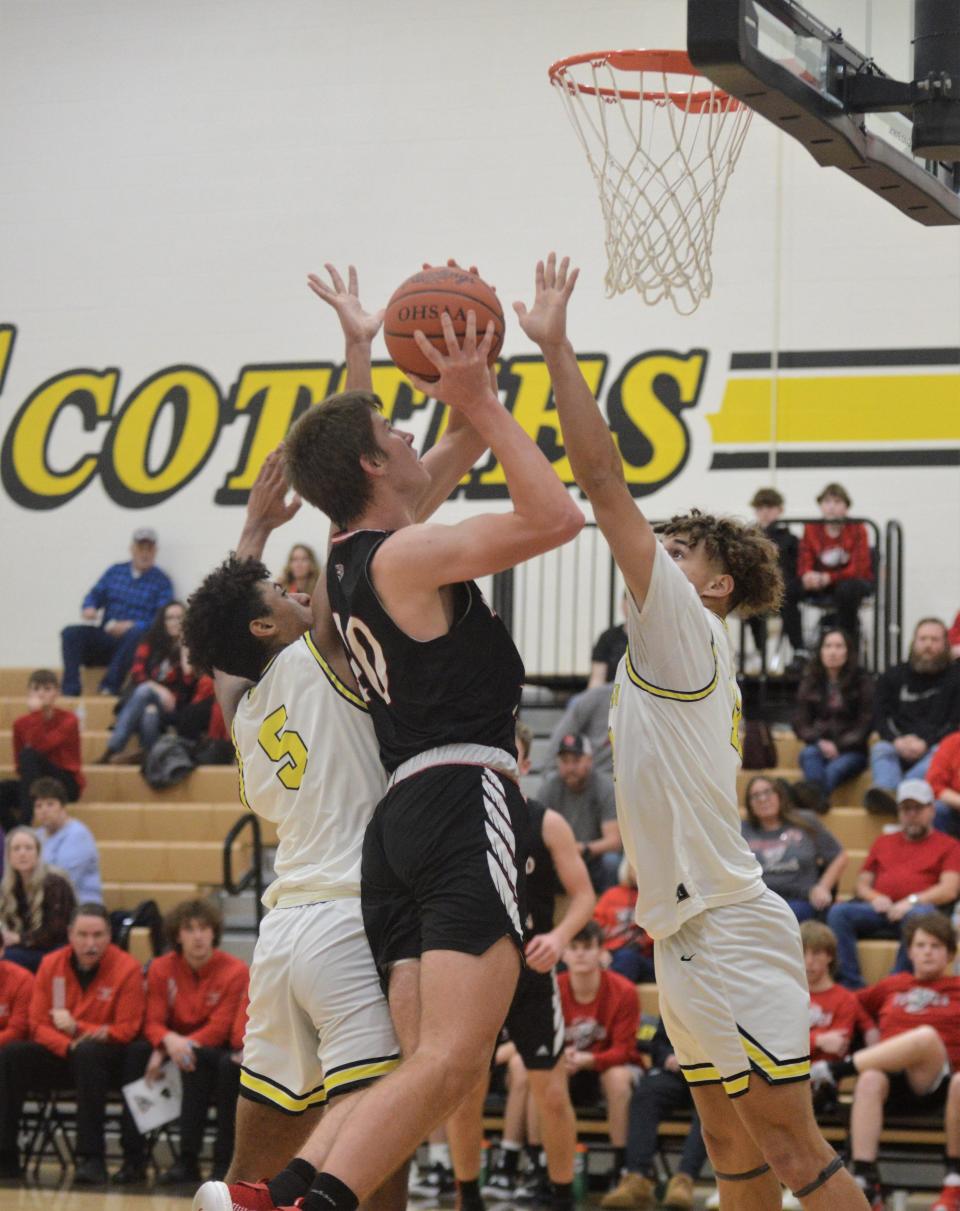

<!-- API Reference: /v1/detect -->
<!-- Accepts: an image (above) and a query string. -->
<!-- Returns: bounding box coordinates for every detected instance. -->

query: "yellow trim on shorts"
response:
[323,1055,401,1098]
[625,644,718,701]
[303,632,367,710]
[679,1062,722,1086]
[239,1069,327,1113]
[739,1028,811,1084]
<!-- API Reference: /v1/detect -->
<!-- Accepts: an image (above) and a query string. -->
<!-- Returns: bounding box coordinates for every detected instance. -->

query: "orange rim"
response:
[548,48,742,111]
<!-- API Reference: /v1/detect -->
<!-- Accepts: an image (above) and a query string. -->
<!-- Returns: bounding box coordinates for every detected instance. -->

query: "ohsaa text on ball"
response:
[396,304,471,323]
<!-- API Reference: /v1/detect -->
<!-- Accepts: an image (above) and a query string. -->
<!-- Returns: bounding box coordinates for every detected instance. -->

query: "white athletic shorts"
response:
[240,898,400,1114]
[655,886,811,1099]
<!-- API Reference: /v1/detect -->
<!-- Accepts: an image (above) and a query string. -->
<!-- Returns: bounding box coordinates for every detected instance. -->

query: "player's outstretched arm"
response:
[517,253,658,607]
[377,312,583,589]
[525,809,597,973]
[307,263,384,393]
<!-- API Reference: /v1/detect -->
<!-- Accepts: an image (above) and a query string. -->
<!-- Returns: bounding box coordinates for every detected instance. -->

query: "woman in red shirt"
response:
[96,601,196,765]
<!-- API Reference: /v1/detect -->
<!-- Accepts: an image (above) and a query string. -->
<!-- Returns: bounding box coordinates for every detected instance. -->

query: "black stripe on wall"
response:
[729,348,960,371]
[711,449,960,470]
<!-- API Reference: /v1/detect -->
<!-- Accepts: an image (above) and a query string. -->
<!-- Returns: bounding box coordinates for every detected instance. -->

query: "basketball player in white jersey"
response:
[520,254,869,1210]
[187,265,490,1211]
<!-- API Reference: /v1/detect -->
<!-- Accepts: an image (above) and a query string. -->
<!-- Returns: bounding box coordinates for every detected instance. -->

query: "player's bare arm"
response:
[525,809,596,973]
[372,308,583,636]
[518,252,658,607]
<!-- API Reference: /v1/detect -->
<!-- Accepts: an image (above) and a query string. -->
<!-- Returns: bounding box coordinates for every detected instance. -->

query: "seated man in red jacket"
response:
[0,937,33,1050]
[559,922,640,1184]
[125,899,248,1186]
[797,482,874,641]
[0,669,85,829]
[0,902,144,1184]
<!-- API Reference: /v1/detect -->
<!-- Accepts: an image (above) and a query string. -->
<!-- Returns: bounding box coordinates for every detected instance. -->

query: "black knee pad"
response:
[713,1163,771,1182]
[793,1154,845,1199]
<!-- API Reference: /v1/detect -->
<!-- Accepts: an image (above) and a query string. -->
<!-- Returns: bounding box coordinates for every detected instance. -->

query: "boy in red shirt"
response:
[0,669,84,828]
[802,921,874,1067]
[0,902,144,1183]
[0,938,33,1049]
[558,922,639,1182]
[125,899,247,1186]
[593,862,654,983]
[810,914,960,1209]
[797,482,873,640]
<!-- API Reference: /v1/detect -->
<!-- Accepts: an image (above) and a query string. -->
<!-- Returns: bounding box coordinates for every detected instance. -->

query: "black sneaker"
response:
[0,1155,24,1181]
[482,1171,518,1199]
[410,1163,456,1200]
[863,788,897,815]
[867,1181,886,1211]
[74,1157,109,1185]
[111,1160,147,1185]
[457,1187,486,1211]
[157,1160,202,1185]
[514,1168,549,1202]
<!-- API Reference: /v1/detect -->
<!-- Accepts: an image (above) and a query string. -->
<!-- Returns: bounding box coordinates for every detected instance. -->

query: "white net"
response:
[550,52,753,315]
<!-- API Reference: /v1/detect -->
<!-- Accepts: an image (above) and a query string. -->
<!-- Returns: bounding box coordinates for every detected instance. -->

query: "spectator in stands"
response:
[124,898,248,1185]
[748,487,805,673]
[864,617,960,814]
[0,826,76,972]
[96,600,196,765]
[929,728,960,839]
[949,610,960,660]
[793,628,873,798]
[740,775,847,921]
[0,937,33,1049]
[588,594,627,688]
[810,914,960,1209]
[601,1018,707,1211]
[826,780,960,988]
[60,527,174,698]
[593,860,654,983]
[797,482,873,641]
[213,988,248,1181]
[539,734,621,893]
[280,543,320,597]
[559,922,639,1186]
[0,902,145,1183]
[548,685,614,776]
[32,777,102,903]
[0,670,84,829]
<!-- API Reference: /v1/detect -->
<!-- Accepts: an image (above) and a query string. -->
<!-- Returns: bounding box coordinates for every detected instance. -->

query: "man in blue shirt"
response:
[60,529,173,696]
[31,778,103,904]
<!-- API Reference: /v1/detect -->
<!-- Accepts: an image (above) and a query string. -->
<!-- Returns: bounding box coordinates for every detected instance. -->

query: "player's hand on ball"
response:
[307,263,385,346]
[513,252,579,350]
[408,310,497,409]
[525,930,563,973]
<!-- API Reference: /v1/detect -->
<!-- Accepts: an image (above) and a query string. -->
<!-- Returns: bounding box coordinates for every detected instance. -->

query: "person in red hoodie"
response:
[0,901,144,1184]
[558,921,640,1184]
[929,728,960,841]
[124,899,247,1186]
[797,483,874,642]
[809,914,960,1209]
[0,937,33,1049]
[0,670,84,829]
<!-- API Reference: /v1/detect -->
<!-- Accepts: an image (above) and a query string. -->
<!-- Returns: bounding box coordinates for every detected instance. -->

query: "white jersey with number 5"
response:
[609,541,763,941]
[231,631,386,909]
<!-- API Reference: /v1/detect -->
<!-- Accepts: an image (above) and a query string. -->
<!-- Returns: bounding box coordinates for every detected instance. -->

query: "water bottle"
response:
[479,1140,490,1187]
[573,1144,589,1202]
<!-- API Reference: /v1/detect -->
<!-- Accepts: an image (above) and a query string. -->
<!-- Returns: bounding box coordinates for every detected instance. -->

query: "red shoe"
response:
[932,1186,960,1211]
[193,1180,279,1211]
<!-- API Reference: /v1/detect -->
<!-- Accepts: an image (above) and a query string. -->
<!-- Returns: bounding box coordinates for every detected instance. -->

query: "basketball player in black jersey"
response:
[445,723,596,1211]
[278,267,583,1211]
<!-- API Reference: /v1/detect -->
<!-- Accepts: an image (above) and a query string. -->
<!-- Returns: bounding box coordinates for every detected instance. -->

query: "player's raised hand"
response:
[246,447,301,531]
[407,310,498,413]
[307,263,384,347]
[513,252,579,350]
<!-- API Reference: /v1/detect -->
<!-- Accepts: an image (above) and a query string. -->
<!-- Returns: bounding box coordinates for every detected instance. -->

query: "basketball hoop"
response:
[548,50,752,315]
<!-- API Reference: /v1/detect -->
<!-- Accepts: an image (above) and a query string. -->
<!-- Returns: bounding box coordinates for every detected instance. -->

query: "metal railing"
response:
[222,813,264,930]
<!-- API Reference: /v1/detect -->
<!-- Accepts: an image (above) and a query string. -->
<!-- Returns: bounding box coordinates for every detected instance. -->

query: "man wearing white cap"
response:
[826,779,960,987]
[60,529,174,697]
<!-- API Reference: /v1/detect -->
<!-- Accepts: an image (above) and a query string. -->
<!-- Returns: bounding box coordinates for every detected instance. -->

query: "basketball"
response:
[383,266,505,382]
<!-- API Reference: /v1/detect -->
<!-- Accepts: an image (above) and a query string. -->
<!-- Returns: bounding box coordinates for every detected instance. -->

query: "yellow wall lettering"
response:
[1,367,118,509]
[101,366,221,506]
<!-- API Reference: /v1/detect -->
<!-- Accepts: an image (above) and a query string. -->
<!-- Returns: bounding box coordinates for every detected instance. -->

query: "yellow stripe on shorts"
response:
[240,1069,327,1113]
[324,1055,401,1098]
[739,1027,811,1084]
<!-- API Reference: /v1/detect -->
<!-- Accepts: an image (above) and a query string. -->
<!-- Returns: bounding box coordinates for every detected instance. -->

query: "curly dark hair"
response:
[657,510,784,618]
[183,555,273,680]
[285,390,384,527]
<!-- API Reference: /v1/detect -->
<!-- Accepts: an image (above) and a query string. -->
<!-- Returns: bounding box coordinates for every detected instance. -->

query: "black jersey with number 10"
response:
[327,528,525,774]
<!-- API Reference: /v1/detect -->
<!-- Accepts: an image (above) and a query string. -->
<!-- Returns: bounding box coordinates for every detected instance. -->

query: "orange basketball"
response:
[384,266,505,382]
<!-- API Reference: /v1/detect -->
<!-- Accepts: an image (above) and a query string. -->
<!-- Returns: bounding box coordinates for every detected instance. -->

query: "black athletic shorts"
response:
[502,967,565,1070]
[361,763,528,979]
[885,1068,951,1116]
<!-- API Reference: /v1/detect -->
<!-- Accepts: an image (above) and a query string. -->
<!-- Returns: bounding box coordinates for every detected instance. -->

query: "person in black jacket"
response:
[793,630,874,796]
[748,488,805,673]
[865,618,960,813]
[601,1019,707,1210]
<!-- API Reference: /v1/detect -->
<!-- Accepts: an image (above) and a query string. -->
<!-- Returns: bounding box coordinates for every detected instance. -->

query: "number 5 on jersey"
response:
[258,706,308,790]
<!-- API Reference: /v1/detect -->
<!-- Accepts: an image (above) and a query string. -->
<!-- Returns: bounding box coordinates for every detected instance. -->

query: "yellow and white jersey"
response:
[232,632,386,909]
[609,541,764,941]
